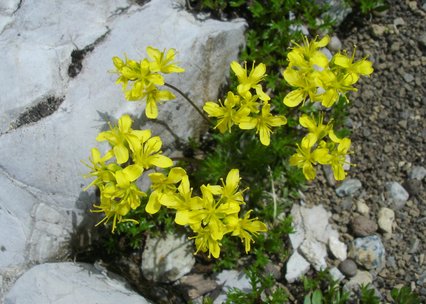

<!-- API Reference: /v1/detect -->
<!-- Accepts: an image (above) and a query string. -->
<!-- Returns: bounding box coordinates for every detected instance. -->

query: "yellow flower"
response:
[203,91,250,133]
[91,184,141,233]
[230,61,270,101]
[132,136,173,170]
[287,35,330,71]
[289,134,330,180]
[190,226,221,258]
[83,148,115,190]
[282,68,320,107]
[238,90,261,114]
[239,103,287,146]
[218,169,246,205]
[228,210,267,253]
[316,70,356,107]
[327,132,351,180]
[96,115,150,164]
[145,167,187,214]
[299,113,333,142]
[146,46,185,74]
[139,84,176,119]
[332,50,373,83]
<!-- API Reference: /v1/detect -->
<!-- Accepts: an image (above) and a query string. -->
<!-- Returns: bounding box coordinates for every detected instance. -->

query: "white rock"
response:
[409,166,426,180]
[0,0,245,281]
[378,207,395,234]
[336,178,362,197]
[300,205,338,243]
[214,270,251,304]
[329,267,345,282]
[356,200,370,216]
[289,204,305,248]
[328,35,342,51]
[4,262,151,304]
[285,251,310,283]
[385,182,409,209]
[299,238,327,271]
[141,234,195,282]
[328,236,347,261]
[27,203,75,263]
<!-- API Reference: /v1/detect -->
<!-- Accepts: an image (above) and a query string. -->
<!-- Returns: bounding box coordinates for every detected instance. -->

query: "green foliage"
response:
[225,264,288,304]
[391,286,421,304]
[302,271,350,304]
[346,0,389,14]
[359,284,380,304]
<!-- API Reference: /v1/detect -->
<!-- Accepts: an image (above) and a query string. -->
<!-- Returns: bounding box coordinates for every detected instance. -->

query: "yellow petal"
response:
[328,129,342,143]
[115,170,130,188]
[203,102,223,117]
[238,117,257,130]
[168,167,187,183]
[226,169,239,189]
[145,191,162,214]
[283,89,305,107]
[145,99,158,119]
[123,164,143,182]
[259,126,271,146]
[302,162,316,181]
[316,35,330,48]
[332,164,346,181]
[230,61,245,79]
[146,46,161,62]
[118,114,133,132]
[354,59,374,76]
[251,62,266,80]
[150,155,173,168]
[114,144,129,164]
[299,114,316,130]
[283,68,302,87]
[333,53,351,68]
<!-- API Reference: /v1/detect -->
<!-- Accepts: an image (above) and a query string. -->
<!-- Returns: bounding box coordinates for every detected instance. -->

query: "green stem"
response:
[164,82,210,124]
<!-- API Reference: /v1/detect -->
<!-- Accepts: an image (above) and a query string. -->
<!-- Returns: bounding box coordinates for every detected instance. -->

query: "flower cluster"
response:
[289,113,351,181]
[283,35,373,108]
[145,168,267,258]
[112,46,185,119]
[203,61,287,146]
[84,114,173,232]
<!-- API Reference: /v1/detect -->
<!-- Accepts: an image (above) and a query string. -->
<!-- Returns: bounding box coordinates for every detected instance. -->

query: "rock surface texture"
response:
[0,0,245,300]
[4,262,152,304]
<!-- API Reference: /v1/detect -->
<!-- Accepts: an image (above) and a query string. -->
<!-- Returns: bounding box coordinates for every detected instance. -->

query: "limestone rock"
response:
[349,235,386,271]
[214,270,251,304]
[336,178,362,197]
[385,181,409,209]
[409,166,426,180]
[285,251,311,283]
[377,207,395,234]
[328,235,347,261]
[299,238,327,271]
[141,234,195,283]
[356,200,370,216]
[4,262,151,304]
[0,0,245,293]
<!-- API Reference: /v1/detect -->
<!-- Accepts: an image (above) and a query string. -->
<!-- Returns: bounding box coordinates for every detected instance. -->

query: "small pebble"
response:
[351,216,378,237]
[338,259,358,277]
[378,207,395,234]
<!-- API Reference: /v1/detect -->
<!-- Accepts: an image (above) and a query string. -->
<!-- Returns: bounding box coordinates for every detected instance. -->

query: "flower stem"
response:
[164,82,210,124]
